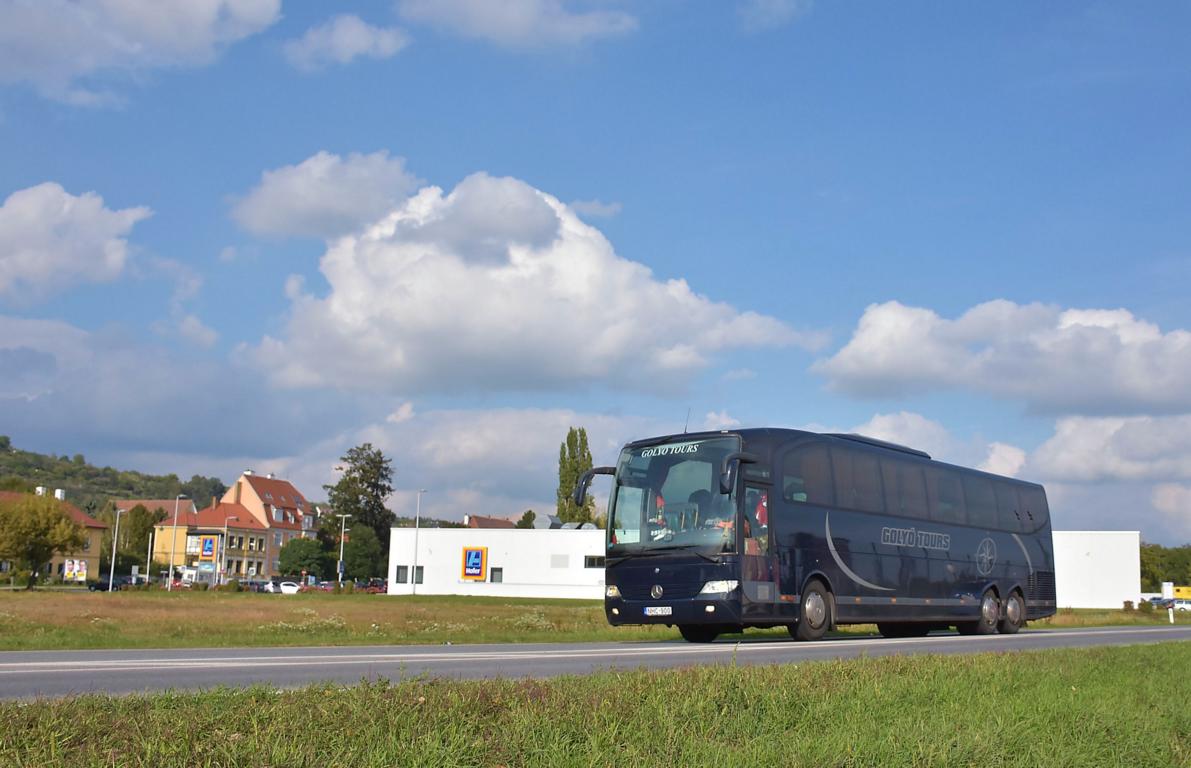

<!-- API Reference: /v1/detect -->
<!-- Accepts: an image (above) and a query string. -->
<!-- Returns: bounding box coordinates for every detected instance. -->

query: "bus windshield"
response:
[607,436,740,556]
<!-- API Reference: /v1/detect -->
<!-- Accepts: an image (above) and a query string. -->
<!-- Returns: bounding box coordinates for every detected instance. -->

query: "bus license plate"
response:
[644,606,672,617]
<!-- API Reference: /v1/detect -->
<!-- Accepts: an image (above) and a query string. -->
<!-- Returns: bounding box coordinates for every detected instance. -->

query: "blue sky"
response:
[2,1,1190,543]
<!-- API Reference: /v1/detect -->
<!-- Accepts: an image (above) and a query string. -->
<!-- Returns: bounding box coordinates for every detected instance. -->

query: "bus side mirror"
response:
[719,452,759,495]
[574,466,615,506]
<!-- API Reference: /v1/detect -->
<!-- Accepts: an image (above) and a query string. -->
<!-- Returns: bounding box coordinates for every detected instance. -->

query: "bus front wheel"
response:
[789,579,831,642]
[679,624,720,643]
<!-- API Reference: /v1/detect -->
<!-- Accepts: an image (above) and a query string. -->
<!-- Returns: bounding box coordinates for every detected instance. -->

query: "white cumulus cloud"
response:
[284,15,410,71]
[0,182,151,302]
[815,299,1191,415]
[978,442,1027,478]
[247,171,822,394]
[232,151,422,238]
[739,0,812,32]
[1151,484,1191,541]
[0,0,280,104]
[397,0,637,48]
[1029,415,1191,483]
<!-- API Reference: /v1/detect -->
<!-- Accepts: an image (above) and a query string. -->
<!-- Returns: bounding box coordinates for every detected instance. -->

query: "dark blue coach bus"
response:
[575,428,1056,643]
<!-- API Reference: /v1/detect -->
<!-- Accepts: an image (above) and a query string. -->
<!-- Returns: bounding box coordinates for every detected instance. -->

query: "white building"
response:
[1053,530,1141,609]
[387,528,606,599]
[388,527,1143,608]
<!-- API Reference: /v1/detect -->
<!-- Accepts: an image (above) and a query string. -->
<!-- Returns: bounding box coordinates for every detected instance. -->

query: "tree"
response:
[342,525,383,579]
[0,494,85,589]
[181,474,228,508]
[0,435,11,451]
[515,510,536,529]
[556,427,595,523]
[323,444,395,558]
[278,537,329,578]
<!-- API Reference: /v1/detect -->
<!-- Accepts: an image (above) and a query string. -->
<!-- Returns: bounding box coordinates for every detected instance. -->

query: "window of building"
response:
[395,566,408,583]
[272,509,282,523]
[273,532,283,548]
[247,537,256,551]
[584,556,605,568]
[82,535,90,551]
[272,559,280,573]
[264,492,273,501]
[490,567,503,583]
[414,566,423,584]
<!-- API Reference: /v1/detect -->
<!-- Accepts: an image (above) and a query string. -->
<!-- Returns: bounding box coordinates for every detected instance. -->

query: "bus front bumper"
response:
[605,595,742,626]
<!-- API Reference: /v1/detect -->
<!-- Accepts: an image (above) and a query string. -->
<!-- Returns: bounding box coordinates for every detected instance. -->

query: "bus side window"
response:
[994,482,1022,532]
[832,447,884,514]
[1019,486,1049,532]
[962,475,997,529]
[782,445,834,506]
[926,467,967,525]
[881,458,928,520]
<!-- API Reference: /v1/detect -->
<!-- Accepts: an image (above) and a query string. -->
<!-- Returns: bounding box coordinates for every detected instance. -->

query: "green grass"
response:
[2,643,1188,767]
[0,591,1187,651]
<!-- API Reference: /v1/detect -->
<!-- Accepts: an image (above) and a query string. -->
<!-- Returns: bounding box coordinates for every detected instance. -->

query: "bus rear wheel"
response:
[957,590,1000,635]
[679,624,720,643]
[998,591,1025,634]
[789,579,831,641]
[877,622,931,638]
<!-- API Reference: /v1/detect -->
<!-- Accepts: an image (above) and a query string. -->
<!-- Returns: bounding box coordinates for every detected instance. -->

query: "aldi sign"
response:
[461,547,487,581]
[200,535,217,561]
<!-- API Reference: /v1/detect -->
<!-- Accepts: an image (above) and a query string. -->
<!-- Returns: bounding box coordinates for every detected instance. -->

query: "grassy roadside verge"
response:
[3,643,1189,767]
[1,591,1188,651]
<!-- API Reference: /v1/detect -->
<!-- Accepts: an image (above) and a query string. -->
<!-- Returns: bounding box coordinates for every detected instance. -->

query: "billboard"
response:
[199,535,217,561]
[63,559,87,583]
[461,547,487,581]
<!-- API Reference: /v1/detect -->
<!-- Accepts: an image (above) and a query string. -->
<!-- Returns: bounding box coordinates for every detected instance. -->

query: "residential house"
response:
[147,470,320,583]
[151,501,268,584]
[0,489,108,583]
[463,514,516,529]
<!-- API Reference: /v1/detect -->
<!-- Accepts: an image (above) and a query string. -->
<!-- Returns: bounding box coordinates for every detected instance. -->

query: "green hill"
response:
[0,435,226,517]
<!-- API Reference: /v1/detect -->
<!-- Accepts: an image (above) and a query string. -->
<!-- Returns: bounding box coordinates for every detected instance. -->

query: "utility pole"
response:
[336,513,351,585]
[107,507,123,591]
[411,489,426,595]
[167,494,187,591]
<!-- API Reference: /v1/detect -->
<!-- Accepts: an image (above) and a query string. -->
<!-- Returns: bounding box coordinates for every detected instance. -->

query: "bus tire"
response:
[790,579,831,641]
[998,590,1025,635]
[678,624,719,643]
[957,590,1000,635]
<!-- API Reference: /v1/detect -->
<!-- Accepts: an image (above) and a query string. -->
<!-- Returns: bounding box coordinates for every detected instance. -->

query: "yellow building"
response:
[0,490,108,583]
[150,471,319,583]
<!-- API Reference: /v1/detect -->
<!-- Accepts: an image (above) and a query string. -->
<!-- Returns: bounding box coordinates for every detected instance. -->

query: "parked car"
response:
[88,575,132,592]
[262,580,283,593]
[278,581,301,595]
[1175,599,1191,612]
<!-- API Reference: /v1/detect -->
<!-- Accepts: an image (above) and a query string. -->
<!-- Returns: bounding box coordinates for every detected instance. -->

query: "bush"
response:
[1139,600,1154,614]
[343,582,354,594]
[1123,600,1134,611]
[193,582,209,592]
[216,579,242,593]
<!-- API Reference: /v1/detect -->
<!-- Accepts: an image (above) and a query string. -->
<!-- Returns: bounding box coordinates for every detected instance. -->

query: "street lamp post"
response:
[219,515,239,586]
[411,489,426,595]
[167,494,188,592]
[335,514,351,585]
[107,507,124,592]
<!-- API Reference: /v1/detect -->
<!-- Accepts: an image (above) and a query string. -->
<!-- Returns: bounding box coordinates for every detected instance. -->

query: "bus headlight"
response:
[698,580,739,596]
[605,585,622,599]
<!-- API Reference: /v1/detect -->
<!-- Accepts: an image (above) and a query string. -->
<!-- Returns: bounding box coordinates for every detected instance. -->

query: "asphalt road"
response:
[2,625,1189,700]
